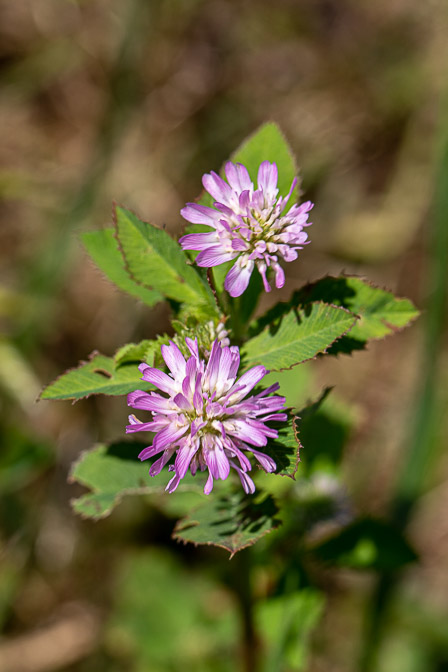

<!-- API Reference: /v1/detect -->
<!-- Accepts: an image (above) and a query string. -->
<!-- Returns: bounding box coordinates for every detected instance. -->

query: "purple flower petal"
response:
[138,443,169,461]
[174,440,199,479]
[273,263,285,289]
[166,473,181,493]
[149,449,174,476]
[224,260,254,297]
[250,448,277,472]
[180,203,221,226]
[226,419,268,446]
[205,446,230,480]
[257,161,278,199]
[232,465,255,495]
[173,392,193,411]
[161,341,186,379]
[204,472,214,495]
[202,171,235,206]
[185,337,200,360]
[225,161,253,192]
[140,367,177,395]
[179,232,219,250]
[153,423,189,451]
[196,246,237,268]
[227,365,267,404]
[257,262,271,293]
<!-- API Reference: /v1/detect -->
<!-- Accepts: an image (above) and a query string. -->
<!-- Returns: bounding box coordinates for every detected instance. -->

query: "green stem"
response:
[233,549,259,672]
[229,297,246,346]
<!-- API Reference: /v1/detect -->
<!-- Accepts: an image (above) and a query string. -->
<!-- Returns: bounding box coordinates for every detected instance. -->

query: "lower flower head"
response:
[127,338,287,495]
[179,160,313,297]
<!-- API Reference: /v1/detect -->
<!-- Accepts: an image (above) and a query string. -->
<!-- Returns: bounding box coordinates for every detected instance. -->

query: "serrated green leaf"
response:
[242,302,357,371]
[292,276,419,354]
[82,228,162,306]
[113,339,166,367]
[70,442,204,520]
[114,205,218,317]
[40,353,151,401]
[173,492,280,556]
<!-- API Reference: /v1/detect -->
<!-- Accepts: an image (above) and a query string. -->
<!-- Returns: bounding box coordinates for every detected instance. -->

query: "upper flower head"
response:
[179,160,313,297]
[126,338,287,495]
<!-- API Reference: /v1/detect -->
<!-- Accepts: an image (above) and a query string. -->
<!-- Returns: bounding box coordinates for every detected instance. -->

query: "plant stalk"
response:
[233,548,259,672]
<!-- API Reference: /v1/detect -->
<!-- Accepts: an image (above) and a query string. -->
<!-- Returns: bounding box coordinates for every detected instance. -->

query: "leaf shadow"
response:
[204,494,279,538]
[249,276,363,355]
[105,440,148,462]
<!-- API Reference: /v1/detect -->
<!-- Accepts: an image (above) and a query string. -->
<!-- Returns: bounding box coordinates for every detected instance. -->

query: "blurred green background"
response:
[1,0,448,670]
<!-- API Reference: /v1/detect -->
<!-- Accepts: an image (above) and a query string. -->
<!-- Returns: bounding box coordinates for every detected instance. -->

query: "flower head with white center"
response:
[127,338,287,495]
[179,160,313,297]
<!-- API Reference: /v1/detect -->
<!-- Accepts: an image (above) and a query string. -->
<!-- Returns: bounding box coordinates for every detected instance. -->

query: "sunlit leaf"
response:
[114,205,218,317]
[82,228,162,306]
[114,339,166,367]
[243,302,357,371]
[173,491,281,556]
[293,275,419,354]
[40,353,151,401]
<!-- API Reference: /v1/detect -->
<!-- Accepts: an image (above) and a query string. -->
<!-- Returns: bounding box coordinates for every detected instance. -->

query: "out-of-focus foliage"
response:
[106,549,238,672]
[256,589,325,672]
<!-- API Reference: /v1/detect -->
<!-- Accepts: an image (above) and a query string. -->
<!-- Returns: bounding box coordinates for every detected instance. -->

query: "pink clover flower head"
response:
[179,160,313,297]
[127,338,287,495]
